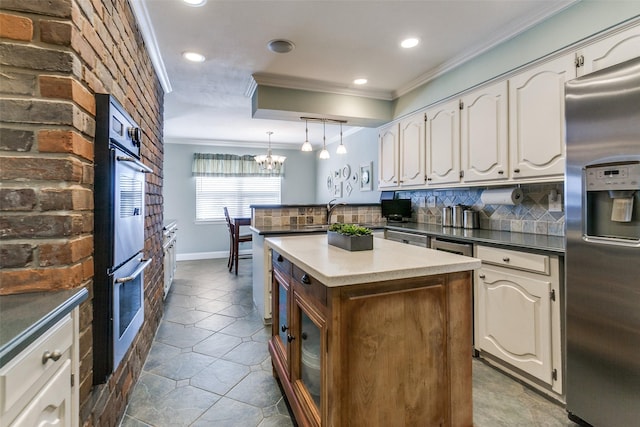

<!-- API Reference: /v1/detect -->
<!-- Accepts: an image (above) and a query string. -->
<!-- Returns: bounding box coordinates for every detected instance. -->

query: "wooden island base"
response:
[269,245,473,427]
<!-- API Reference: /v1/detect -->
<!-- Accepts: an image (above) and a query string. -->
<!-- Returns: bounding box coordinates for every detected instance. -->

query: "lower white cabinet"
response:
[163,222,178,299]
[474,245,562,396]
[0,309,79,427]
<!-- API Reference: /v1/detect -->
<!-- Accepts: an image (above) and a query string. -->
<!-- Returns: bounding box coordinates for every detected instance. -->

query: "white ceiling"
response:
[136,0,575,148]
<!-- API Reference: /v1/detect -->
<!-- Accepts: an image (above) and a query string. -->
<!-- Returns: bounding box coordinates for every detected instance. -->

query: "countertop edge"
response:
[0,287,88,367]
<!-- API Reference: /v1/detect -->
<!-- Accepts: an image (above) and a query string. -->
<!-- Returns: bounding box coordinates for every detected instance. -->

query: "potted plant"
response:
[327,223,373,251]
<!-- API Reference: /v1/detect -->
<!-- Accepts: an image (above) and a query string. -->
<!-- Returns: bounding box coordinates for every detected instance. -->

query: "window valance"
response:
[192,153,284,177]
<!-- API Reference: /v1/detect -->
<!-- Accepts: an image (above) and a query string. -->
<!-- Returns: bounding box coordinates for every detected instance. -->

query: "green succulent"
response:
[328,223,372,236]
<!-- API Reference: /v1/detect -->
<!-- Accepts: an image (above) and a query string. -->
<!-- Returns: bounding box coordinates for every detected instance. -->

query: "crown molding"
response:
[394,0,579,98]
[130,0,172,94]
[249,73,394,101]
[165,137,297,150]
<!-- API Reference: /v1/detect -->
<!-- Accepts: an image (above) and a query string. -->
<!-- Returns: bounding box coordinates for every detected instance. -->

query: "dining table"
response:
[231,216,251,274]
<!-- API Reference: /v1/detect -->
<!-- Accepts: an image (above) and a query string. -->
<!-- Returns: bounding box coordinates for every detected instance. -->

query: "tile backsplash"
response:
[400,183,565,236]
[252,205,383,227]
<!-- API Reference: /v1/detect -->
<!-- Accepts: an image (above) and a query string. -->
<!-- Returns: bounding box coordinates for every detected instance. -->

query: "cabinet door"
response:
[272,269,291,378]
[9,361,72,427]
[426,99,460,185]
[398,113,426,187]
[476,266,553,385]
[292,292,325,427]
[508,54,574,179]
[378,124,399,188]
[578,24,640,77]
[460,80,509,183]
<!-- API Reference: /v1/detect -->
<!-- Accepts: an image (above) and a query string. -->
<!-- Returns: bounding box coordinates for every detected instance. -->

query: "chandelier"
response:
[255,131,286,171]
[300,117,348,159]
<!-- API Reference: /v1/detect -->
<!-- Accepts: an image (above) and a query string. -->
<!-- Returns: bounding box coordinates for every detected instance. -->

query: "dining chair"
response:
[223,207,253,274]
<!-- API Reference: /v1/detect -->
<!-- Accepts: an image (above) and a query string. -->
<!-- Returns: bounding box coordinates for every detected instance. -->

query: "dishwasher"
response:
[430,237,477,356]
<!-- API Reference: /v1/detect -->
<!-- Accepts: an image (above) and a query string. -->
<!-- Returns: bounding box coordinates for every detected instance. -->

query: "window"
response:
[196,176,281,221]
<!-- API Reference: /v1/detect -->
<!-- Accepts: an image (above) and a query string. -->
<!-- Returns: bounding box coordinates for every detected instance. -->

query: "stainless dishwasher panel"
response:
[384,229,430,247]
[430,237,476,355]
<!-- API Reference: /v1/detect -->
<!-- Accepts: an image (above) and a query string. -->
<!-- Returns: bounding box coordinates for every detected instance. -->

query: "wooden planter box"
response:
[327,231,373,251]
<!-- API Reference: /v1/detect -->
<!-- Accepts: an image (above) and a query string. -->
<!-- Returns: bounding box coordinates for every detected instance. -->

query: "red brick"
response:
[0,188,36,210]
[40,19,72,46]
[1,213,86,238]
[38,130,94,161]
[0,243,34,268]
[39,75,96,115]
[0,13,33,41]
[0,156,83,182]
[39,235,93,266]
[40,187,93,211]
[0,263,83,295]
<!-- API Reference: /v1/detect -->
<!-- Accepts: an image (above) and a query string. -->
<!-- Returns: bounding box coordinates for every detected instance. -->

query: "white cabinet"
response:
[377,123,399,188]
[163,221,178,299]
[508,54,574,180]
[0,309,79,427]
[474,245,562,395]
[425,99,460,185]
[460,80,509,183]
[577,23,640,77]
[398,113,426,187]
[378,112,426,189]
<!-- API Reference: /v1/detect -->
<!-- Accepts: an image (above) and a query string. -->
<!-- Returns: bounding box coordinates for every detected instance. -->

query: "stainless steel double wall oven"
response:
[93,94,152,384]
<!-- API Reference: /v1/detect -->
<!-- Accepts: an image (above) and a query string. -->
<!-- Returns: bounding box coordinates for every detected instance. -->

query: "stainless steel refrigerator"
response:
[565,56,640,426]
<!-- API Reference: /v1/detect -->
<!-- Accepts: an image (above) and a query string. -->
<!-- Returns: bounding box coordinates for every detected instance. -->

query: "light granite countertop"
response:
[265,234,481,287]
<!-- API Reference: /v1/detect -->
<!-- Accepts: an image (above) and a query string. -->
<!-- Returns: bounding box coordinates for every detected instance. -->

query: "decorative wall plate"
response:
[326,175,333,192]
[345,182,353,196]
[342,164,351,179]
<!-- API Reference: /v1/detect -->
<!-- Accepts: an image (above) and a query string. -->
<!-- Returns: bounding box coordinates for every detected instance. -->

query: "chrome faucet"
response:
[326,198,347,224]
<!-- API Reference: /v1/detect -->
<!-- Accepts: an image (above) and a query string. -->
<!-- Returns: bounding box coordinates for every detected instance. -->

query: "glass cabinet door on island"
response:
[272,267,290,378]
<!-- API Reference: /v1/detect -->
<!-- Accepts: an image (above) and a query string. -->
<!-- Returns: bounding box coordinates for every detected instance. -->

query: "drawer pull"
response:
[277,255,284,262]
[502,257,510,262]
[287,334,295,343]
[281,325,288,333]
[42,350,62,364]
[301,274,311,285]
[478,274,486,279]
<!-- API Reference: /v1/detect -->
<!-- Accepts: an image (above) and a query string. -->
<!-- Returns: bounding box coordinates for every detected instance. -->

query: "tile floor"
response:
[121,258,580,427]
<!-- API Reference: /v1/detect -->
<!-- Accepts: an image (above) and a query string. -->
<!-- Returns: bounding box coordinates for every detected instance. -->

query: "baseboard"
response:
[177,250,252,262]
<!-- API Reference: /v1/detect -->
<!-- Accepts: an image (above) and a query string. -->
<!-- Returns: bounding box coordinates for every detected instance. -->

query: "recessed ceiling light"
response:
[353,78,368,85]
[182,51,205,62]
[183,0,206,6]
[401,38,420,49]
[267,39,295,54]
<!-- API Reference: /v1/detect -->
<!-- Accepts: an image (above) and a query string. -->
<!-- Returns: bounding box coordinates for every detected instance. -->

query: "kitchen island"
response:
[266,234,480,427]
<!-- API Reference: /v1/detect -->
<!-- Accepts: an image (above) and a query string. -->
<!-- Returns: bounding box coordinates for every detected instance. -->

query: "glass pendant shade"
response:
[255,131,285,171]
[301,120,313,151]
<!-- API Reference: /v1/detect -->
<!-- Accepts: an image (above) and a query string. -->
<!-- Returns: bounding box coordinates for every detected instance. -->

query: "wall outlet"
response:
[548,191,563,212]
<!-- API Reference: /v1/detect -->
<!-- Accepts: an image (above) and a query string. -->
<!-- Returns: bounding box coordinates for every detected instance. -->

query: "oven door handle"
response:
[115,258,152,283]
[116,155,153,173]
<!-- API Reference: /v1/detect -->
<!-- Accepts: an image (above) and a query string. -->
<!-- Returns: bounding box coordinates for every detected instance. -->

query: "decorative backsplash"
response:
[252,205,383,227]
[399,183,565,236]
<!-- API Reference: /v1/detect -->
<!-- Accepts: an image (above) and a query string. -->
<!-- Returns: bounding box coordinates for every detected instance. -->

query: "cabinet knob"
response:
[498,170,504,175]
[42,350,62,364]
[478,274,486,279]
[514,168,520,173]
[502,257,510,262]
[277,255,283,262]
[301,274,311,285]
[287,334,295,343]
[281,325,288,333]
[427,177,432,181]
[301,332,308,340]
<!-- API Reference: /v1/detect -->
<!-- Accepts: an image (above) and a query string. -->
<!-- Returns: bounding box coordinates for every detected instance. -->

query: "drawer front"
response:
[0,315,72,416]
[476,245,549,275]
[292,265,327,306]
[385,230,429,247]
[272,249,292,276]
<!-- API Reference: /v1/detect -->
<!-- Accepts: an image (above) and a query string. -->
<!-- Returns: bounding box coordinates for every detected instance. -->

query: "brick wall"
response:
[0,1,164,426]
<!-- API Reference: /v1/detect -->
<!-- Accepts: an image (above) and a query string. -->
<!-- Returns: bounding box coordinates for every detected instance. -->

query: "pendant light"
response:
[318,121,330,159]
[255,131,286,171]
[336,122,346,154]
[301,119,312,152]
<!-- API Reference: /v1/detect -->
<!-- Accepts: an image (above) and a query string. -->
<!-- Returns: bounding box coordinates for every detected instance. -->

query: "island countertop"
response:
[265,234,481,287]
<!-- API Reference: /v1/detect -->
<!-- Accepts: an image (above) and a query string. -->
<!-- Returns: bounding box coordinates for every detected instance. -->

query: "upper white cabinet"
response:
[577,24,640,77]
[398,113,426,187]
[426,99,460,185]
[378,123,399,188]
[460,80,509,183]
[378,112,426,189]
[508,53,574,180]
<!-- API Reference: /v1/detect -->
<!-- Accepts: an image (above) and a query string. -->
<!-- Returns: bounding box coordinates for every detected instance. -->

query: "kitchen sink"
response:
[300,224,329,230]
